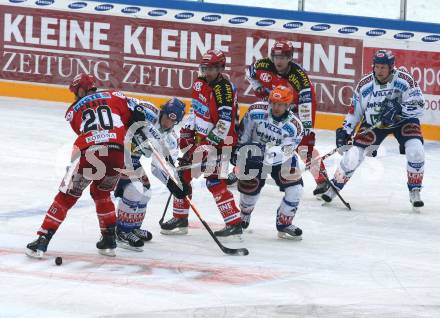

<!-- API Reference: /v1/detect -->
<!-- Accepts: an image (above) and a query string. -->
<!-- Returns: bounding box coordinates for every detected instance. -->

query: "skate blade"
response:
[98,248,116,257]
[277,232,302,241]
[321,194,333,203]
[25,248,44,259]
[412,206,422,213]
[116,241,143,252]
[216,233,244,242]
[160,227,188,235]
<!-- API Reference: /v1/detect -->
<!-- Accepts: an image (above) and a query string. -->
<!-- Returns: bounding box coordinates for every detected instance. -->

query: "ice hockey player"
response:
[245,40,329,197]
[114,97,186,251]
[234,84,304,239]
[160,49,242,237]
[25,73,135,258]
[321,50,425,211]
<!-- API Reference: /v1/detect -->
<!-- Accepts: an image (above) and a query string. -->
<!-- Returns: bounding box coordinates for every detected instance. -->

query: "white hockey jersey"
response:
[343,68,425,134]
[126,98,179,183]
[239,101,304,166]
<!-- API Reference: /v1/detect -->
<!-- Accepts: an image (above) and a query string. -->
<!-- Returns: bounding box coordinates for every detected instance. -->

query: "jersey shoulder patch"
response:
[396,69,417,89]
[356,73,374,92]
[111,91,127,99]
[254,58,275,71]
[288,63,312,90]
[212,78,234,106]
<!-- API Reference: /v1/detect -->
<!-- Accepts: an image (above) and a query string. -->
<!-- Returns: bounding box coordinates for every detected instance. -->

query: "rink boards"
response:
[0,0,439,140]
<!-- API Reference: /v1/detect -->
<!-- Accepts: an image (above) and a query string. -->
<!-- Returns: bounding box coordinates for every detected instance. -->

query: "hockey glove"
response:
[179,127,195,150]
[234,143,265,172]
[254,86,270,100]
[380,98,402,127]
[336,128,351,153]
[166,176,190,199]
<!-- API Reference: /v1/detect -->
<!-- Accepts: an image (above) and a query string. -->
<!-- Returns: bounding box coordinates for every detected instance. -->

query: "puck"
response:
[55,256,62,266]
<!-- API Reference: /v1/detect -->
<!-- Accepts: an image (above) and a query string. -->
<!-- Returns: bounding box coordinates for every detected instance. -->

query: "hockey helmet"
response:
[69,73,96,95]
[161,97,186,123]
[373,50,395,67]
[200,49,226,68]
[269,85,294,105]
[271,40,294,59]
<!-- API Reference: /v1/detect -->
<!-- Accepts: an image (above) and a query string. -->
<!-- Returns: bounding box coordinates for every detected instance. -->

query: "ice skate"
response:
[133,228,153,241]
[277,225,302,240]
[25,230,54,259]
[313,182,328,197]
[96,226,117,257]
[240,212,252,230]
[321,182,337,203]
[116,229,144,252]
[214,223,242,237]
[160,217,188,235]
[410,188,424,212]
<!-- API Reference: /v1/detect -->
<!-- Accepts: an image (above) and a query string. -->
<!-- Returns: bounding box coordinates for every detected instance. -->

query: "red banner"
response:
[1,6,363,114]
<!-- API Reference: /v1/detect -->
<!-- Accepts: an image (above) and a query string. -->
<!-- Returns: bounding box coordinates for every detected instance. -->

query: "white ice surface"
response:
[0,97,439,318]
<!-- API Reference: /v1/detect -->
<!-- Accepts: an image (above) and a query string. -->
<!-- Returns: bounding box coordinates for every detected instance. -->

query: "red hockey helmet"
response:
[200,49,226,68]
[69,73,97,95]
[271,40,294,59]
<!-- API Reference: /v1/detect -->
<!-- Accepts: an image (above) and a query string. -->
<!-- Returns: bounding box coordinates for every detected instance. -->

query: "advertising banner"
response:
[0,0,439,138]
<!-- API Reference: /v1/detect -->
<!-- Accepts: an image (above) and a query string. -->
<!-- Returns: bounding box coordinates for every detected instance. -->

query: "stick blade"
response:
[222,247,249,256]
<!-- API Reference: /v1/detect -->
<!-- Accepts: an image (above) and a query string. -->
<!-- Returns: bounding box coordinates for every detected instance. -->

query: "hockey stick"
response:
[145,139,249,256]
[158,193,172,226]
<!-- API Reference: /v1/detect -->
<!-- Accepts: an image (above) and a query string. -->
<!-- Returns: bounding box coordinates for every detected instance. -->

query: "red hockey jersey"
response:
[65,90,132,151]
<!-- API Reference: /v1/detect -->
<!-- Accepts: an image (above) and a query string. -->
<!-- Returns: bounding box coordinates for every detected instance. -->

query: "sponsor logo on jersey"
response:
[193,81,203,92]
[409,90,422,97]
[36,0,54,5]
[95,4,114,11]
[288,74,301,91]
[192,99,209,117]
[264,122,282,134]
[372,89,393,97]
[148,9,167,16]
[175,12,194,19]
[393,80,408,92]
[366,29,386,36]
[256,19,276,27]
[73,92,112,112]
[283,22,303,29]
[397,72,415,88]
[260,73,272,83]
[311,24,331,31]
[9,0,27,3]
[249,102,269,111]
[112,91,126,99]
[86,131,116,144]
[195,123,209,135]
[282,123,295,137]
[361,84,374,98]
[202,15,221,22]
[121,6,141,14]
[228,17,248,24]
[250,112,266,120]
[299,90,312,103]
[358,74,374,91]
[394,32,414,40]
[338,26,359,34]
[421,35,440,42]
